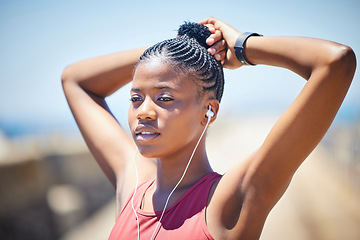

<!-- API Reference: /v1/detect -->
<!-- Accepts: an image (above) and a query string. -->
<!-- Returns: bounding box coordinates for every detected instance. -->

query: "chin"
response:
[137,145,162,159]
[137,143,181,159]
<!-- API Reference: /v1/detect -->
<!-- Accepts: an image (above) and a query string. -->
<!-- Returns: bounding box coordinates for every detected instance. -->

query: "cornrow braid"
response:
[139,22,225,102]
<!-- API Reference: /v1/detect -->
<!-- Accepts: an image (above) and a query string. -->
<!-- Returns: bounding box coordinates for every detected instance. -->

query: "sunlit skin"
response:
[129,61,206,159]
[128,61,217,211]
[61,16,356,239]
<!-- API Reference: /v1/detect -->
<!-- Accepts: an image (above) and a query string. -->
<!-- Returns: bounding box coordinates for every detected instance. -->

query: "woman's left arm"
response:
[201,17,356,238]
[242,35,356,207]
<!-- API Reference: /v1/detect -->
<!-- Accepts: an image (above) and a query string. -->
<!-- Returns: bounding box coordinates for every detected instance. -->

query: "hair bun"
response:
[178,22,211,49]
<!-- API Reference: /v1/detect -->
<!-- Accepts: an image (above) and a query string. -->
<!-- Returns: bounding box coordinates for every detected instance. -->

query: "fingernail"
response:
[207,38,214,45]
[208,48,215,55]
[215,54,220,60]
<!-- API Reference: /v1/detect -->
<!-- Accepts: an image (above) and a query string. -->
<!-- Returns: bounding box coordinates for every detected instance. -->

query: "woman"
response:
[61,17,356,239]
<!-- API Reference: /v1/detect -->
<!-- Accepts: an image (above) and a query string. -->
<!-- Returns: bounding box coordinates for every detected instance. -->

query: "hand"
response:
[201,25,227,65]
[199,17,242,69]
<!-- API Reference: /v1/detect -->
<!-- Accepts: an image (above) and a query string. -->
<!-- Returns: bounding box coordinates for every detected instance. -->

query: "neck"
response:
[155,139,213,191]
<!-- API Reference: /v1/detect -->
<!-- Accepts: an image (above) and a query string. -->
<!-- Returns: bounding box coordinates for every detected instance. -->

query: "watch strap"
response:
[234,32,263,65]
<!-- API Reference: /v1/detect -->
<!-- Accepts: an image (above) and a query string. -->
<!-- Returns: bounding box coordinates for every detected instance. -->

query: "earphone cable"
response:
[150,110,212,240]
[131,147,140,240]
[132,106,213,240]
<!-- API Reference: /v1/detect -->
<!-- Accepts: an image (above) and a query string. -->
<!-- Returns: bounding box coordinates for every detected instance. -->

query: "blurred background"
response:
[0,0,359,239]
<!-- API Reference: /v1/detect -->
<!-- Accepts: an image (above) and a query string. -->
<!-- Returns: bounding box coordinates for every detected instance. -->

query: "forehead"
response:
[132,61,196,91]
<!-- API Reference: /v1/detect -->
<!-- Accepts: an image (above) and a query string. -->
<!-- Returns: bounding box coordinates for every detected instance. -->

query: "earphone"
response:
[131,105,213,240]
[206,106,214,118]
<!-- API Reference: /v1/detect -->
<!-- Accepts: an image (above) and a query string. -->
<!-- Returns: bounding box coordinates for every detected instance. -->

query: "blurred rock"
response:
[0,132,114,240]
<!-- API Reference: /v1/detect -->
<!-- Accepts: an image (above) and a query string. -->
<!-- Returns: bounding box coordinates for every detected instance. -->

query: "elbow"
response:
[61,65,74,86]
[329,44,357,83]
[334,45,356,68]
[61,63,83,88]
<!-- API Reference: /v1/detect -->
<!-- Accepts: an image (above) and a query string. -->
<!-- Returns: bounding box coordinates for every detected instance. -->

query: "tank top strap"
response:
[181,172,222,207]
[133,178,155,210]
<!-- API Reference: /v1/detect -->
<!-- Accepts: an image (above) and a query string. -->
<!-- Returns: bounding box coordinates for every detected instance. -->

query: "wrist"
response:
[234,32,263,66]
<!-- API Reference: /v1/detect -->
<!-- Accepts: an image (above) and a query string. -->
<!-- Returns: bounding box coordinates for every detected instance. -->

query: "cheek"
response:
[162,111,200,143]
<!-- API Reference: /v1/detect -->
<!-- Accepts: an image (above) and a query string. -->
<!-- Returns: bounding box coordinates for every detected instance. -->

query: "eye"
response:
[130,96,143,102]
[158,96,174,102]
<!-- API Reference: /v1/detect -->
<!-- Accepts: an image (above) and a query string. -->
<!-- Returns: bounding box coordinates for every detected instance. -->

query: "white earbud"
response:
[206,106,214,118]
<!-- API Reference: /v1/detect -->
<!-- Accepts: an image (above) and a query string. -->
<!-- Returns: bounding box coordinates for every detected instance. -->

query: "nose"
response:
[136,97,157,121]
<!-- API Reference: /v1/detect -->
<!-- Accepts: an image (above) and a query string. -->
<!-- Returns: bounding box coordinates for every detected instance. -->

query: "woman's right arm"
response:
[61,48,147,187]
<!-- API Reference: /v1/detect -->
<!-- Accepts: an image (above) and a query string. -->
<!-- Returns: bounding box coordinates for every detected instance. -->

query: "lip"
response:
[135,125,160,142]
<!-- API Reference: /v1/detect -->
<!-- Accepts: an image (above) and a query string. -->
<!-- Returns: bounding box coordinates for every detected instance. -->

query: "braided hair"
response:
[138,22,225,102]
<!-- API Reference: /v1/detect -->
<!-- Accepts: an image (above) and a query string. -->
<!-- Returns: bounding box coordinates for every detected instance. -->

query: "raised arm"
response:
[241,31,355,211]
[201,17,356,239]
[61,48,148,187]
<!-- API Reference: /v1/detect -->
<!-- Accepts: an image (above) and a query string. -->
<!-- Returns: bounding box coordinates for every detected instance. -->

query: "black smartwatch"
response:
[234,32,263,66]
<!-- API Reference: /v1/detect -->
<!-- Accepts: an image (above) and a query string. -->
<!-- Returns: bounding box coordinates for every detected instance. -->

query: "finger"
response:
[198,16,218,26]
[204,23,215,34]
[208,39,226,55]
[198,18,210,25]
[200,17,226,33]
[214,49,226,61]
[206,30,223,46]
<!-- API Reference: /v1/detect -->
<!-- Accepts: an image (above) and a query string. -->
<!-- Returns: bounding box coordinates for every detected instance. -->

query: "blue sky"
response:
[0,0,359,136]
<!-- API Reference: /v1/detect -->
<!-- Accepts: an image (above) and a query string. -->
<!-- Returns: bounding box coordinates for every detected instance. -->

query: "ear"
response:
[201,99,220,126]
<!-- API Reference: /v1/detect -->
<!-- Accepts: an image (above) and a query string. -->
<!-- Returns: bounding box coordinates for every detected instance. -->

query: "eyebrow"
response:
[131,85,179,92]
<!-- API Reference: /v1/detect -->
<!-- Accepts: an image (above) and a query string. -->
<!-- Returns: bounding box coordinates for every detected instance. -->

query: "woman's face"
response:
[128,61,206,158]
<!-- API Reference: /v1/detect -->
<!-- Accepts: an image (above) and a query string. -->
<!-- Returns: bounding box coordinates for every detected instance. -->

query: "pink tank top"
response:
[108,172,222,240]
